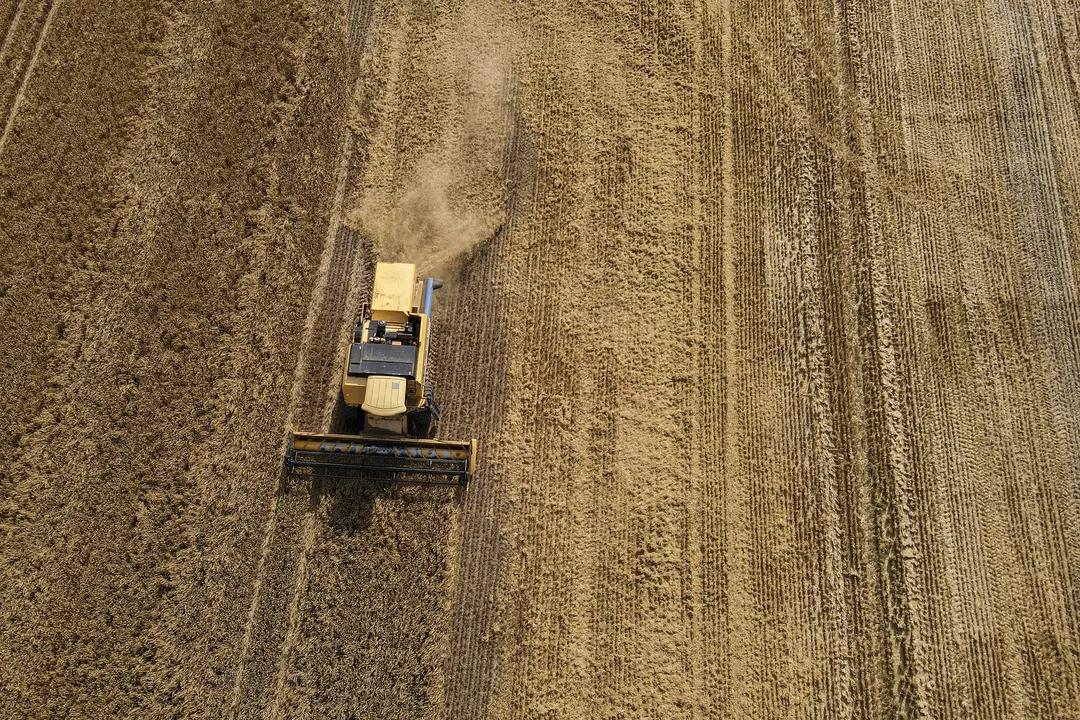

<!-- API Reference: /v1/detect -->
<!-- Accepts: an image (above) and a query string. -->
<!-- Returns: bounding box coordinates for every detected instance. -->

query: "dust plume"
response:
[350,158,505,279]
[347,3,517,278]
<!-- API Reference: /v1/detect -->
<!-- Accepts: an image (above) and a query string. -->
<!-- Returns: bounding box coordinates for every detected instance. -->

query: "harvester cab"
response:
[286,262,477,486]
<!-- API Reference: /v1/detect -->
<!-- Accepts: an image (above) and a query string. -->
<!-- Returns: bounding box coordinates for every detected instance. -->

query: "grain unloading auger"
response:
[286,262,477,487]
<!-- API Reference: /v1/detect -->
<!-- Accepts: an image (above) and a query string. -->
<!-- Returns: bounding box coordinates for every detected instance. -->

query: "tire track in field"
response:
[0,0,59,158]
[694,0,734,712]
[582,108,633,717]
[779,0,853,710]
[609,4,707,712]
[816,5,895,713]
[0,0,29,61]
[586,347,627,707]
[842,6,936,712]
[722,3,785,711]
[655,2,706,705]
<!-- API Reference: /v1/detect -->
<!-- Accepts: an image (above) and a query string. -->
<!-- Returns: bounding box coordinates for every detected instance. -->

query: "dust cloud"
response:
[348,7,516,279]
[351,158,504,279]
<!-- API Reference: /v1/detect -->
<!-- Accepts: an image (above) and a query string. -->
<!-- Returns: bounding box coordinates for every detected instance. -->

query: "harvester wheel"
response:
[408,407,434,439]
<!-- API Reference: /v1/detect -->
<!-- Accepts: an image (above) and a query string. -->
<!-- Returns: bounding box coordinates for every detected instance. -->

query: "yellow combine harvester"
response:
[286,262,477,486]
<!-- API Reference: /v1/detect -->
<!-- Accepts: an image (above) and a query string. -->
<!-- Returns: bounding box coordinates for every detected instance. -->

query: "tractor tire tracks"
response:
[0,0,59,158]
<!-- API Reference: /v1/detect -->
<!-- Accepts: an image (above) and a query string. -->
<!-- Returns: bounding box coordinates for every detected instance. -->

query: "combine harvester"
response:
[286,262,476,486]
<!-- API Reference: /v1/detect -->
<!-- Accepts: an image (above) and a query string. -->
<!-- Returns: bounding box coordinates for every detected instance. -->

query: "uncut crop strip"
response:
[227,224,358,720]
[0,0,60,158]
[228,1,373,716]
[264,231,361,720]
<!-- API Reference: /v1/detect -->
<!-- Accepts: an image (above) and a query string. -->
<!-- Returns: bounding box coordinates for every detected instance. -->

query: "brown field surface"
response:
[1,0,1079,717]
